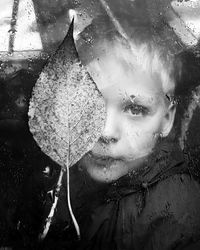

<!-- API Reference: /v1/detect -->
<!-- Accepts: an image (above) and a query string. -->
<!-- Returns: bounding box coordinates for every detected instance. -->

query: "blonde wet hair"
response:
[87,35,179,100]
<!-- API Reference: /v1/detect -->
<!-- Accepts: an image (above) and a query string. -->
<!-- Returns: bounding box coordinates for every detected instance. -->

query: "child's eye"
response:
[123,104,149,116]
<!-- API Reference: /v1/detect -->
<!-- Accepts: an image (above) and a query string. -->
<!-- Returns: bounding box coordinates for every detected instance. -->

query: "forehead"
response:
[87,53,165,102]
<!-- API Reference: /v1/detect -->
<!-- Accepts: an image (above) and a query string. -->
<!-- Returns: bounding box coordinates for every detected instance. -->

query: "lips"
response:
[87,151,122,166]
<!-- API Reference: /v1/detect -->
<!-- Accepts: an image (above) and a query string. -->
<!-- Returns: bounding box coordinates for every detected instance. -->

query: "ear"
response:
[161,102,176,138]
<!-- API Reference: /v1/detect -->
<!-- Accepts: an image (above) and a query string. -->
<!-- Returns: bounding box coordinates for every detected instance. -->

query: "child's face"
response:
[80,53,176,183]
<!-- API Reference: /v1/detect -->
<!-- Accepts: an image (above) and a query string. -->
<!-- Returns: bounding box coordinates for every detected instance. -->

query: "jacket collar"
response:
[105,140,188,201]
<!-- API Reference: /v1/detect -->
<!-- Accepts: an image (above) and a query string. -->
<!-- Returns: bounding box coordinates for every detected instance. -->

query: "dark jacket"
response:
[18,142,200,250]
[75,145,200,250]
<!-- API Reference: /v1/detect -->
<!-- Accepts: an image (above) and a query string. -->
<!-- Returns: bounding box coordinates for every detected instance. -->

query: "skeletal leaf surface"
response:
[28,20,106,168]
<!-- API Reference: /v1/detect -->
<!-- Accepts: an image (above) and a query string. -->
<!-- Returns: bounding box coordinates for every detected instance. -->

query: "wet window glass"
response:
[1,1,200,249]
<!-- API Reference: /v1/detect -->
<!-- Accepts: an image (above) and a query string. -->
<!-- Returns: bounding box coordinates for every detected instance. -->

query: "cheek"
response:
[121,115,162,158]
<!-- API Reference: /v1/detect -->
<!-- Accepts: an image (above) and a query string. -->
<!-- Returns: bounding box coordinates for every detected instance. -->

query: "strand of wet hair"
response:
[179,85,200,150]
[99,0,129,41]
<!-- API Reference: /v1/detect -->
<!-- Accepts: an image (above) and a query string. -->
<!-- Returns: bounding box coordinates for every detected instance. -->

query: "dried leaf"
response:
[28,19,106,168]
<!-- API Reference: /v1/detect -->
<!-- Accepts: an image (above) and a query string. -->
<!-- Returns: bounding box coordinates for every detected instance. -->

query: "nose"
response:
[99,104,120,144]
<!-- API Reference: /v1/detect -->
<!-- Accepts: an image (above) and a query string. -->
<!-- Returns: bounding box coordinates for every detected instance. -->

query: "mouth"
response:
[87,151,122,166]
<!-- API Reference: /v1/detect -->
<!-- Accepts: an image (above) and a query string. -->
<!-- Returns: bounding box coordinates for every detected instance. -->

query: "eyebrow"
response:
[123,92,159,108]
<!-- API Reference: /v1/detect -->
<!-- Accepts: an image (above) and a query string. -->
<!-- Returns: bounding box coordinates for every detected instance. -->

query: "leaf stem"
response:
[66,159,81,239]
[66,95,81,239]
